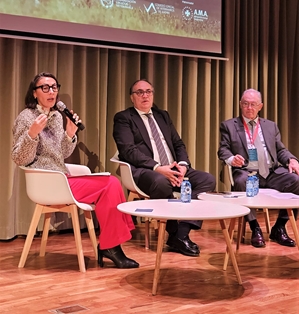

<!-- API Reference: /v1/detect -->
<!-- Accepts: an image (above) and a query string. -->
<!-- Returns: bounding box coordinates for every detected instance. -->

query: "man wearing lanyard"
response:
[218,88,299,248]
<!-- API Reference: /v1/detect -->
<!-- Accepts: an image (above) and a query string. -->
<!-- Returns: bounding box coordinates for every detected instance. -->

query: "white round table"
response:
[118,199,250,295]
[198,190,299,269]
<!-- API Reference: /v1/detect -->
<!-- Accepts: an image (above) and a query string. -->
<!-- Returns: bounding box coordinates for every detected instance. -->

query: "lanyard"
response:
[243,118,260,145]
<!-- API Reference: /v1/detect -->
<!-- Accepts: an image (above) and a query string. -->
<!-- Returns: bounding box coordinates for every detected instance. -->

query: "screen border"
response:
[0,0,226,60]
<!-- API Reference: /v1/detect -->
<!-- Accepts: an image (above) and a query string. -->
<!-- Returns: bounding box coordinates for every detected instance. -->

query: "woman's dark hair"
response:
[24,72,60,109]
[129,79,154,95]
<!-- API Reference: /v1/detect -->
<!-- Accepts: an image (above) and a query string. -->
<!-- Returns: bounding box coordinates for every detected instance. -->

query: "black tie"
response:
[145,113,169,166]
[249,120,269,178]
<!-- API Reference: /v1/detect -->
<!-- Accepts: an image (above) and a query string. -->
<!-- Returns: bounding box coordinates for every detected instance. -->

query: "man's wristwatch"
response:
[178,161,190,170]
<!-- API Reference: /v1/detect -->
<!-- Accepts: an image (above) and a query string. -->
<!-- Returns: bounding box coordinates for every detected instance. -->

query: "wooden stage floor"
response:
[0,210,298,313]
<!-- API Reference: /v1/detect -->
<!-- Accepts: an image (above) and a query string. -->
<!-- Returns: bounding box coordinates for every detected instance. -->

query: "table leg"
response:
[152,219,166,295]
[219,219,243,285]
[223,218,236,271]
[286,208,299,251]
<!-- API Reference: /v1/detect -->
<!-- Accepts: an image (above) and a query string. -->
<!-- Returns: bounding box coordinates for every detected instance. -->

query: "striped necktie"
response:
[145,113,169,166]
[249,120,269,178]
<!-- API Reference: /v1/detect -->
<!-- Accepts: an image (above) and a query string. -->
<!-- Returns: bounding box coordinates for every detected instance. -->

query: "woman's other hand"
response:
[28,114,48,139]
[66,110,80,138]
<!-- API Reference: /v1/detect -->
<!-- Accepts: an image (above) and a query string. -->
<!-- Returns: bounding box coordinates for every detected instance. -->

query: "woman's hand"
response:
[66,110,80,138]
[28,114,48,139]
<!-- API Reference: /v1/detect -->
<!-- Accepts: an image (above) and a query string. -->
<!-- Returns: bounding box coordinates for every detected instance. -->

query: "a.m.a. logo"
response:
[194,9,208,20]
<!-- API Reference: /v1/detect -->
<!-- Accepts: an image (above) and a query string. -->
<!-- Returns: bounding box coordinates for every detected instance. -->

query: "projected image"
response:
[0,0,221,41]
[0,0,223,55]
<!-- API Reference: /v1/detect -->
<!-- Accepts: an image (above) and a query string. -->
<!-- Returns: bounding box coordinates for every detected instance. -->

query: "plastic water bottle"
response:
[253,173,259,196]
[246,172,255,197]
[181,177,192,203]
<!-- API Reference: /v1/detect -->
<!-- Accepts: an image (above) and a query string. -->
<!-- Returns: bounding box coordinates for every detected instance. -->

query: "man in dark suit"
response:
[113,79,216,257]
[218,88,299,248]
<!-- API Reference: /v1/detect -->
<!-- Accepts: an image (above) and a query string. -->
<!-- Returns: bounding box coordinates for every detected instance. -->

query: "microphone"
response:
[56,101,85,130]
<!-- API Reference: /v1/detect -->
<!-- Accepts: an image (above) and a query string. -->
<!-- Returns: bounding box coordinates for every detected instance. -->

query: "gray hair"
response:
[241,88,262,103]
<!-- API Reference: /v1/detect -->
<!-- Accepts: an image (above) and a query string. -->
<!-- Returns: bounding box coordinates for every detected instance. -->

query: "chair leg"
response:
[153,219,159,237]
[127,192,152,248]
[40,211,52,257]
[18,204,43,268]
[70,205,86,273]
[127,191,140,202]
[127,191,141,224]
[84,210,98,260]
[241,209,270,242]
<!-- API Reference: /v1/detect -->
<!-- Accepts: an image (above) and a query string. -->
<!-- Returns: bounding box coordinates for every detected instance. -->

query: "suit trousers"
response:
[233,167,299,221]
[67,175,134,249]
[136,167,216,233]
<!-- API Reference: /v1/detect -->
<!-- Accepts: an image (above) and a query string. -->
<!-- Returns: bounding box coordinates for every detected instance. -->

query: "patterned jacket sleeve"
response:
[11,110,40,166]
[11,109,76,169]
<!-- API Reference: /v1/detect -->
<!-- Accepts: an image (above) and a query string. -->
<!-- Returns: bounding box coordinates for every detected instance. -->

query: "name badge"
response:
[248,148,258,161]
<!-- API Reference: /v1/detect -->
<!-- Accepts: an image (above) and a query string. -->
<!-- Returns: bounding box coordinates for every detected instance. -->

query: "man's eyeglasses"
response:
[34,84,61,93]
[241,102,261,108]
[131,89,154,97]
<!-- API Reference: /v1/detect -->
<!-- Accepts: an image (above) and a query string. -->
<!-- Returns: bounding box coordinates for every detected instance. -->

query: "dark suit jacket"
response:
[113,106,190,179]
[217,116,297,174]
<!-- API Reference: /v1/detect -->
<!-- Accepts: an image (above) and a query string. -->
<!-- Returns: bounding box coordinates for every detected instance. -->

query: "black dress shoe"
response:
[251,227,266,248]
[98,245,139,268]
[185,235,199,250]
[269,226,296,247]
[166,235,199,257]
[167,234,199,250]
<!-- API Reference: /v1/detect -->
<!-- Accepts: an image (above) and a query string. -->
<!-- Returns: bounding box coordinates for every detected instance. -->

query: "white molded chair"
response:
[110,152,150,201]
[110,151,153,249]
[110,151,180,249]
[18,163,98,272]
[228,165,270,243]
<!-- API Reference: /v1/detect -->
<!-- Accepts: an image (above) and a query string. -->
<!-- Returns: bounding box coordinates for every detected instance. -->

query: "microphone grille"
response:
[56,101,66,111]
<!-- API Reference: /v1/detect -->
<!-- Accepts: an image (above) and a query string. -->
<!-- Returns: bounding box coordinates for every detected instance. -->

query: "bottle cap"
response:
[248,171,257,177]
[183,177,189,180]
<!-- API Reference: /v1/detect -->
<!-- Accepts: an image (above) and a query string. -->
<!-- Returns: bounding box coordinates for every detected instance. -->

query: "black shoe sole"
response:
[251,241,266,248]
[167,246,200,257]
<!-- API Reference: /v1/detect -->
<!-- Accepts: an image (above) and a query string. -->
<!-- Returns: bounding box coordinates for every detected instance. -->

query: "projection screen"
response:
[0,0,224,58]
